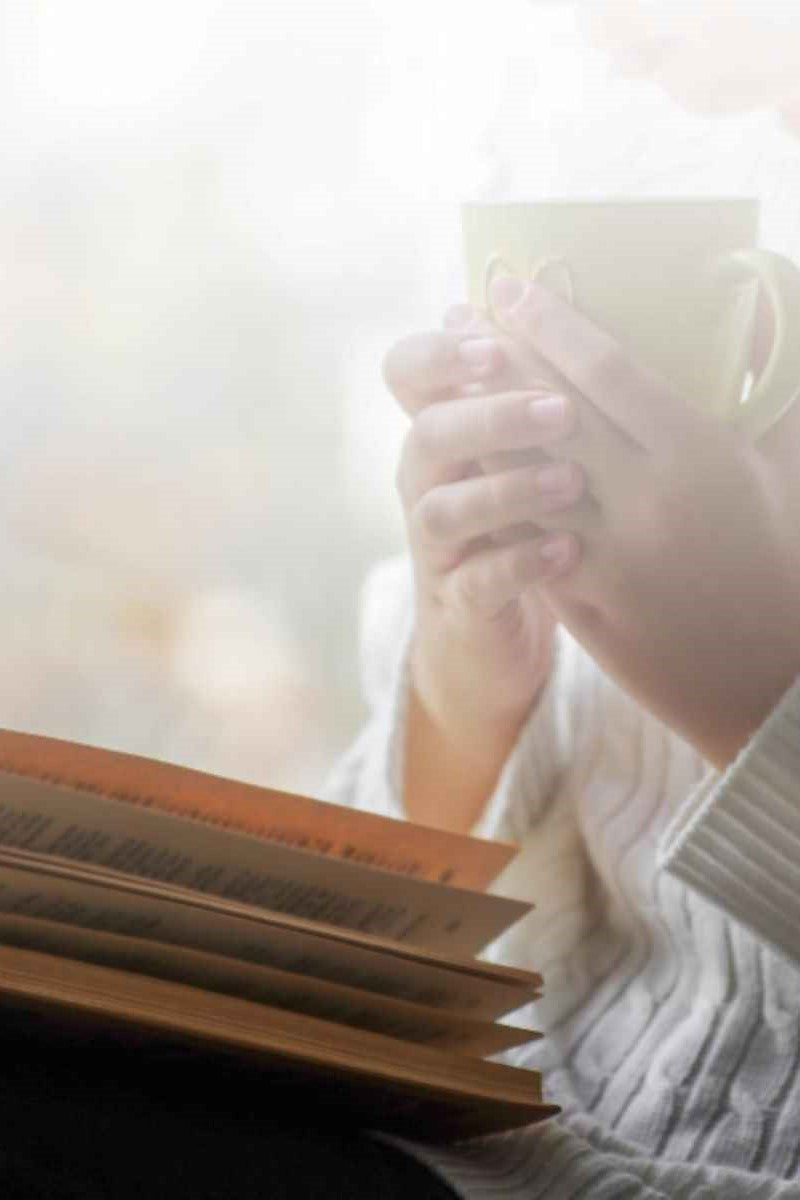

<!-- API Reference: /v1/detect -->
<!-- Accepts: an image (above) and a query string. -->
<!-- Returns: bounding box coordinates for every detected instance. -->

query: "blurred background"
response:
[1,0,799,795]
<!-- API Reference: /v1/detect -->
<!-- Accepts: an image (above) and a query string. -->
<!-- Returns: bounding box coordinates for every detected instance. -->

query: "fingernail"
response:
[457,337,501,375]
[535,462,574,495]
[490,274,527,312]
[529,394,569,429]
[537,534,574,574]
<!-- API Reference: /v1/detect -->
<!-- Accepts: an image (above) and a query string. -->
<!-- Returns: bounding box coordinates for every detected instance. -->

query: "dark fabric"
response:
[0,1031,458,1199]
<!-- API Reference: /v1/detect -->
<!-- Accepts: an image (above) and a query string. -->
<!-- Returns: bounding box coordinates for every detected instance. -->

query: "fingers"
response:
[432,297,653,496]
[408,459,591,556]
[382,330,504,416]
[383,303,569,421]
[490,276,693,450]
[398,389,575,499]
[397,384,640,514]
[438,532,581,619]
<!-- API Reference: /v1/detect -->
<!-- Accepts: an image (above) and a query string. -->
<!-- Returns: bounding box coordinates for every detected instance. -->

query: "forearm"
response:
[402,683,531,835]
[403,610,554,834]
[326,557,573,850]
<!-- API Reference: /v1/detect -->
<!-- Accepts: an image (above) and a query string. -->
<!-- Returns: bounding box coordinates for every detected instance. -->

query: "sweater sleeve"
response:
[322,554,576,846]
[391,1109,800,1200]
[658,674,800,968]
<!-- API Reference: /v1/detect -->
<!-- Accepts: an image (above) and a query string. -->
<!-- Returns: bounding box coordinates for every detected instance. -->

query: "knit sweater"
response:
[324,555,800,1199]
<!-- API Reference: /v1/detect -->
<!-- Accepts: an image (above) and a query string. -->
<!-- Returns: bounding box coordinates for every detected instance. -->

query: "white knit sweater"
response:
[324,555,800,1199]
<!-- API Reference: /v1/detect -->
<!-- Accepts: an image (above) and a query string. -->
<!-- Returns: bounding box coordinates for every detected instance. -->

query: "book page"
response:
[0,772,529,956]
[0,729,514,888]
[0,941,559,1142]
[0,910,539,1057]
[0,847,540,1019]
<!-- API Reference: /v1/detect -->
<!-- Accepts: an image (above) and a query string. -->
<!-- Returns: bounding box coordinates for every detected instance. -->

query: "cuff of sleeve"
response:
[658,674,800,964]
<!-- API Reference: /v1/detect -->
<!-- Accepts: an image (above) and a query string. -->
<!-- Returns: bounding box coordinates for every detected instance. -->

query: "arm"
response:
[323,553,571,846]
[402,684,527,835]
[484,276,800,962]
[659,673,800,967]
[326,317,586,837]
[492,276,800,772]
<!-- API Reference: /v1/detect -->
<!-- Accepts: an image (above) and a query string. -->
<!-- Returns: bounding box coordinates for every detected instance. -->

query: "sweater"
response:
[324,555,800,1199]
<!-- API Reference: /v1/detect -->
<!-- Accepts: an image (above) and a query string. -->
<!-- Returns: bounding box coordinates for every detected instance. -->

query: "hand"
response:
[492,275,800,767]
[383,313,585,760]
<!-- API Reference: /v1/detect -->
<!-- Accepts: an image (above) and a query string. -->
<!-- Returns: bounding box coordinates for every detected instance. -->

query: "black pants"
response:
[0,1032,458,1199]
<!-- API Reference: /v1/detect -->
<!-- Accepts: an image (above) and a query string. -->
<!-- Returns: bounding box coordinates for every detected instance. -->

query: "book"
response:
[0,728,559,1143]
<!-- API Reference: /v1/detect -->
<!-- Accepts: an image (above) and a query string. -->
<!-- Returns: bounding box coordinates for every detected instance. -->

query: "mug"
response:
[462,198,800,439]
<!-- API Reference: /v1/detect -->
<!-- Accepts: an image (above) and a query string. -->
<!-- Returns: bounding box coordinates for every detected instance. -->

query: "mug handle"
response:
[720,248,800,439]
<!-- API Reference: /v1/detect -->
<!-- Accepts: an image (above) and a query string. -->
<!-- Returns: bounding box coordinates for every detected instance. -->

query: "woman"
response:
[3,4,799,1197]
[326,2,800,1196]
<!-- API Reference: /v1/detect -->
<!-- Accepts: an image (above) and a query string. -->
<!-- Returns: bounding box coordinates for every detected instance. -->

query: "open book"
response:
[0,729,558,1143]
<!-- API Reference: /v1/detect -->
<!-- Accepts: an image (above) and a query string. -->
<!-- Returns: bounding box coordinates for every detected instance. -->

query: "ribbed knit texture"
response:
[324,556,800,1199]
